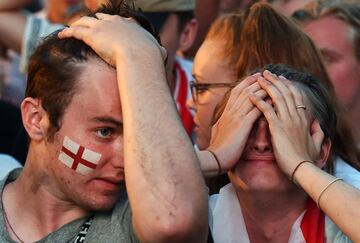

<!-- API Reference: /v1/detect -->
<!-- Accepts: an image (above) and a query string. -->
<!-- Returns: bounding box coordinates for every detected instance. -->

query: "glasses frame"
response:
[190,80,238,103]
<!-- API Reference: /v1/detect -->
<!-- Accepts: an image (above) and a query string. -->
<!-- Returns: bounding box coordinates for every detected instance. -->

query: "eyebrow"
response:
[91,117,123,127]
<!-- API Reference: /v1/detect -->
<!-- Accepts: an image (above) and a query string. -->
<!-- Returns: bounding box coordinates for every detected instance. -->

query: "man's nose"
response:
[252,120,272,153]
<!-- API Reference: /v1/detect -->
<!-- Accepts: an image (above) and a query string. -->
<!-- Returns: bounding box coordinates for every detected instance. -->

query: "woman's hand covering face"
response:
[207,73,266,172]
[249,70,325,177]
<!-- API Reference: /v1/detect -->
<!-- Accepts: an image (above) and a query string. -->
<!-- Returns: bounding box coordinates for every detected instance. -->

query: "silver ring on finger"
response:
[296,105,306,110]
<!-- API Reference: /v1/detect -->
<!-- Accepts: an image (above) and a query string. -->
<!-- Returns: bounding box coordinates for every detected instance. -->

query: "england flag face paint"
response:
[58,136,102,175]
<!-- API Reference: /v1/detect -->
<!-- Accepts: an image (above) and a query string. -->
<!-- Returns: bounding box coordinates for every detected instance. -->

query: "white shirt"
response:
[209,183,351,243]
[0,154,22,179]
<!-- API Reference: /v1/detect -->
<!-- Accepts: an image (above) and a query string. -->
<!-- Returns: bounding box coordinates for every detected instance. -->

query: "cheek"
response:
[327,61,360,104]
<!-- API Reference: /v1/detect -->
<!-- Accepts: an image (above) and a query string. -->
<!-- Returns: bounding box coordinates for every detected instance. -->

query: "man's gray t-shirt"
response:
[0,169,139,242]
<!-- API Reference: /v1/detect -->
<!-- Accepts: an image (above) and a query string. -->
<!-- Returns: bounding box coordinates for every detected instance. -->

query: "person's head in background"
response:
[84,0,109,10]
[43,0,83,23]
[268,0,313,15]
[219,0,258,13]
[293,0,360,143]
[133,0,198,90]
[188,2,360,188]
[45,0,112,24]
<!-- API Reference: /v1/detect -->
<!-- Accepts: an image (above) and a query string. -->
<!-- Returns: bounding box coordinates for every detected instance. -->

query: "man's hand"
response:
[59,13,166,67]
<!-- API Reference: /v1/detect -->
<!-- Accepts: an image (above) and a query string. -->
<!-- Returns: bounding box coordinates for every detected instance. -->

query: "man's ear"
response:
[21,98,49,141]
[178,18,198,53]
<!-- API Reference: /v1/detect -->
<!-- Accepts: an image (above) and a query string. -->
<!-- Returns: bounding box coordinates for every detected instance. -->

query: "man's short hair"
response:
[293,0,360,60]
[25,0,160,140]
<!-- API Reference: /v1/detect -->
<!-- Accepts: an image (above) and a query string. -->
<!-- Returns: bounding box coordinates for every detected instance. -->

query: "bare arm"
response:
[250,70,360,242]
[294,162,360,242]
[58,14,208,243]
[0,11,26,53]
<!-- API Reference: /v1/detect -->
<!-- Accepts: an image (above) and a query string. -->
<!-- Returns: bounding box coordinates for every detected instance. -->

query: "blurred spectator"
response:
[220,0,257,12]
[0,0,84,106]
[268,0,313,15]
[134,0,199,136]
[293,0,360,145]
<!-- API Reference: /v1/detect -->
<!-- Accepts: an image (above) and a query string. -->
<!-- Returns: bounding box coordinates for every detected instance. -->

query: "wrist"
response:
[291,160,314,184]
[206,149,222,177]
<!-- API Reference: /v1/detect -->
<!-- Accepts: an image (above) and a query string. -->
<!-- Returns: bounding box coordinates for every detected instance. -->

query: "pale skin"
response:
[58,14,208,242]
[1,13,207,243]
[200,70,360,241]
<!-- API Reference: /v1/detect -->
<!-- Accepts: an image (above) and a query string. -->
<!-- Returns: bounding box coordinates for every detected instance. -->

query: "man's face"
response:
[303,16,360,111]
[45,58,124,211]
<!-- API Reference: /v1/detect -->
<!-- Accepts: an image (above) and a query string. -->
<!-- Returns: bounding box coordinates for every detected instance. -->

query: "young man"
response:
[0,2,208,242]
[293,0,360,144]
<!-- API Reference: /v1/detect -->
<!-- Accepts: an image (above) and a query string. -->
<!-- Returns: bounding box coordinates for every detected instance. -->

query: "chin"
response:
[82,195,119,212]
[230,163,292,192]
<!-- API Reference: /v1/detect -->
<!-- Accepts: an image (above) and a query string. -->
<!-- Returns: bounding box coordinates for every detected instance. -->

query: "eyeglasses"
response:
[190,80,237,103]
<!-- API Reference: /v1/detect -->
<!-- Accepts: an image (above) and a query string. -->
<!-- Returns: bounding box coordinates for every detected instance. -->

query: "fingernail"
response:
[265,70,276,77]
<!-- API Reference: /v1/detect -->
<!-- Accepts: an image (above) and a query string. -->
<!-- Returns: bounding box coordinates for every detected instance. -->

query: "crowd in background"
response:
[0,0,360,242]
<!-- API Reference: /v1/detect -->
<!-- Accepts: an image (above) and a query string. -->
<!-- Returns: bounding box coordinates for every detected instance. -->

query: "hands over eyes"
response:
[249,70,324,177]
[208,70,325,177]
[207,73,265,172]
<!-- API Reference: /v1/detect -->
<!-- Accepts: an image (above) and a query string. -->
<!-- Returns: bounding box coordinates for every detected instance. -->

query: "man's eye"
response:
[96,128,113,138]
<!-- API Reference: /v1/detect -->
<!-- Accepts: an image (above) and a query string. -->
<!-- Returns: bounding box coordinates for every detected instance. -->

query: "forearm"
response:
[117,51,208,242]
[196,149,222,178]
[294,162,360,242]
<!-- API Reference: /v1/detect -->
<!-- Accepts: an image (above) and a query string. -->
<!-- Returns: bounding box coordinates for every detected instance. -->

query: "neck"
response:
[2,152,89,241]
[236,188,307,243]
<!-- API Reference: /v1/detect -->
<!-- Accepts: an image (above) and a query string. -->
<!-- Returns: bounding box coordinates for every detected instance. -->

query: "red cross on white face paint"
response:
[58,136,102,175]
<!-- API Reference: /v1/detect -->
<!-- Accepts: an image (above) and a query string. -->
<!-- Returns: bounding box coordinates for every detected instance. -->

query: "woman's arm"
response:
[250,70,360,242]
